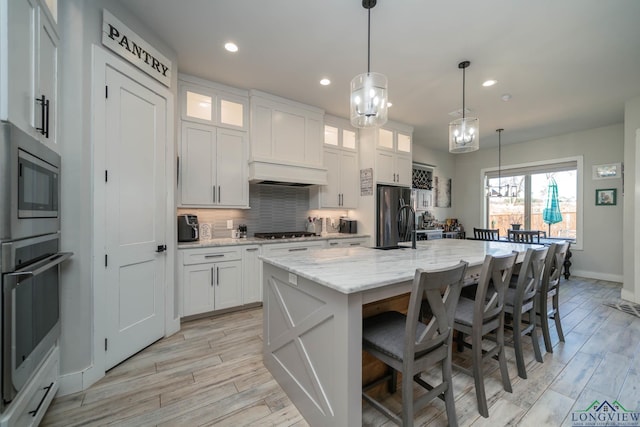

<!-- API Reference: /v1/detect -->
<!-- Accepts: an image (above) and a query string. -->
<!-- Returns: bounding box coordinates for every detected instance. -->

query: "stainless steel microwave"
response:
[0,122,61,241]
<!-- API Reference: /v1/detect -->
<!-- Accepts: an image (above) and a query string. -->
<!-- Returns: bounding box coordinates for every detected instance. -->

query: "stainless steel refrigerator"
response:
[376,185,413,247]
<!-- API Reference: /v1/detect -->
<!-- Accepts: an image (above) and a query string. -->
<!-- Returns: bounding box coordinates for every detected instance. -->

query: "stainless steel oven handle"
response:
[6,252,73,286]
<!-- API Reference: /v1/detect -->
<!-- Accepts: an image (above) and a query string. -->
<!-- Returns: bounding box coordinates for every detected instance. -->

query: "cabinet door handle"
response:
[329,242,339,246]
[204,254,225,258]
[213,186,216,203]
[36,95,47,136]
[216,267,220,286]
[246,248,259,252]
[288,247,308,252]
[211,267,214,286]
[218,186,221,203]
[44,97,50,138]
[349,243,361,246]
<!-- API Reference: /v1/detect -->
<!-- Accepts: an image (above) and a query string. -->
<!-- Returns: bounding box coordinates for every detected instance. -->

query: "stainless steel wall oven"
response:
[0,122,71,414]
[1,233,70,409]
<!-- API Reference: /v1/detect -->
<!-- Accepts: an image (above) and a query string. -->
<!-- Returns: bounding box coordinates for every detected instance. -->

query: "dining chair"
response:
[537,242,570,353]
[473,227,500,241]
[508,229,541,243]
[453,253,516,418]
[504,246,548,379]
[362,261,468,427]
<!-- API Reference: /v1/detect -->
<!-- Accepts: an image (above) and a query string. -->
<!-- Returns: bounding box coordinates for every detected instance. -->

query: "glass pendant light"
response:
[449,61,479,153]
[350,0,388,128]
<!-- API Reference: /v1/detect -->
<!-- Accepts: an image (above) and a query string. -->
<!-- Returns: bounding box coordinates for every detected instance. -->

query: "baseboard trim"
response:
[621,288,637,303]
[569,269,623,283]
[57,369,87,396]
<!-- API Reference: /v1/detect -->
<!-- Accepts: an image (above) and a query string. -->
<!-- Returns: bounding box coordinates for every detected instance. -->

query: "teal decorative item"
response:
[542,178,563,235]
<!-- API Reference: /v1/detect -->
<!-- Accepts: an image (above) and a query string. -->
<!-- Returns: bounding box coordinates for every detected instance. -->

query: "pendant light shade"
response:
[350,72,388,128]
[350,0,388,128]
[449,61,479,153]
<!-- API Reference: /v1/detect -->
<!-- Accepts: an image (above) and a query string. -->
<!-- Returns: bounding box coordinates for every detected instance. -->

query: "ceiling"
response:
[119,0,640,151]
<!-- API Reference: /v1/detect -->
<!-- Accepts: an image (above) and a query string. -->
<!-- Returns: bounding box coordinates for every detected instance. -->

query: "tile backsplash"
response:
[178,184,347,239]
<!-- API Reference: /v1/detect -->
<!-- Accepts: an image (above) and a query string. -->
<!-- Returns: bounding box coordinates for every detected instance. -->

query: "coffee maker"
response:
[177,214,199,242]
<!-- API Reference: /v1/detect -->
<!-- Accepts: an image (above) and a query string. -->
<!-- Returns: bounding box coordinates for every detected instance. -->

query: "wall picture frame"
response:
[592,163,621,180]
[595,188,617,206]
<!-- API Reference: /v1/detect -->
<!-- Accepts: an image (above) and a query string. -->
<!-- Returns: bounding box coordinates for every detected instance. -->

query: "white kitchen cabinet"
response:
[376,151,412,186]
[242,245,262,304]
[311,148,358,209]
[37,5,57,146]
[181,247,242,316]
[326,237,368,248]
[0,0,58,148]
[248,90,327,184]
[179,74,248,131]
[179,122,248,208]
[372,122,413,186]
[412,188,433,211]
[323,115,358,150]
[311,115,359,209]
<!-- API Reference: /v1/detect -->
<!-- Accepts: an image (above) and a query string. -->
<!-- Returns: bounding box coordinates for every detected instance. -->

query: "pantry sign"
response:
[102,10,172,87]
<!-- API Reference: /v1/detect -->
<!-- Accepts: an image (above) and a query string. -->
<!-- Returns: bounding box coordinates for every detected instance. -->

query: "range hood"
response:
[255,180,313,187]
[248,158,328,186]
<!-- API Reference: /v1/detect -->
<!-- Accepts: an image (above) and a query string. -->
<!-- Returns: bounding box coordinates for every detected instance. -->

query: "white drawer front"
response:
[263,241,325,256]
[183,247,242,265]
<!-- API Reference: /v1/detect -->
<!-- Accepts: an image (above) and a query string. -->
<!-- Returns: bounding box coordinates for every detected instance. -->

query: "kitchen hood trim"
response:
[248,159,328,186]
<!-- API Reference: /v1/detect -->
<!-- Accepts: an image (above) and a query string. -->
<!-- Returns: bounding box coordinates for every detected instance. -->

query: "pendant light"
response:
[350,0,388,128]
[488,128,505,197]
[449,61,479,153]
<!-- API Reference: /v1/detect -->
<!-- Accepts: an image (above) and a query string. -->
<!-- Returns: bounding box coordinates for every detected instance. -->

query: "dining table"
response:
[260,238,541,426]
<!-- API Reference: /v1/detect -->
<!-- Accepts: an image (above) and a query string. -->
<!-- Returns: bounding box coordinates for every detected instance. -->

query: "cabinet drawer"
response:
[183,247,241,265]
[327,238,368,248]
[262,241,325,256]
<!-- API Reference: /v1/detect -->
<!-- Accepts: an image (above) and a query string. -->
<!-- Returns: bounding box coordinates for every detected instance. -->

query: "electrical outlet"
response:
[288,273,298,286]
[227,220,233,229]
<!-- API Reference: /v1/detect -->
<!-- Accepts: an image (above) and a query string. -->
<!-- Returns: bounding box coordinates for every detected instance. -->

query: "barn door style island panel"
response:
[260,239,537,426]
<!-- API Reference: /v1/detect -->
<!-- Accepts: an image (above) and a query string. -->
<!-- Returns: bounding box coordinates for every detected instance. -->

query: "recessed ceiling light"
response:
[501,93,512,102]
[482,79,498,87]
[224,42,238,53]
[320,78,331,86]
[387,102,393,107]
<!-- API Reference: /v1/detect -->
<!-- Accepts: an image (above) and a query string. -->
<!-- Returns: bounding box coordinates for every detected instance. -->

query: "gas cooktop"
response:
[254,231,316,239]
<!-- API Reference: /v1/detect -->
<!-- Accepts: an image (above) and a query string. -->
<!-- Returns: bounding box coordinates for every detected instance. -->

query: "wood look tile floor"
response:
[42,277,640,427]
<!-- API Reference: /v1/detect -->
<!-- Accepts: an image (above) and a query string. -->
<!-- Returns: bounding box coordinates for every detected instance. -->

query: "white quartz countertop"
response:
[260,239,542,294]
[177,233,370,249]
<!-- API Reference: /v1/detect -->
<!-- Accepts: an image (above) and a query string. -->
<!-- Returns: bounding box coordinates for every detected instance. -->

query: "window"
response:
[484,158,582,245]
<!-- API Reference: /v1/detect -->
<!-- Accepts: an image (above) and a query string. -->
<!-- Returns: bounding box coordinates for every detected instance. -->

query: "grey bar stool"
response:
[537,241,571,352]
[452,253,516,418]
[362,261,468,427]
[504,246,548,378]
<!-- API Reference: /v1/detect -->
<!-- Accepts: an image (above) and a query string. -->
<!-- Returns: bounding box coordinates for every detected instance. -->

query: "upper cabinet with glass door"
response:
[323,115,358,152]
[376,121,412,156]
[179,74,248,131]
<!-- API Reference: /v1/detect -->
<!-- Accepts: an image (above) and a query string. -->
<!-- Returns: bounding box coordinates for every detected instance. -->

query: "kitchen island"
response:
[260,239,539,426]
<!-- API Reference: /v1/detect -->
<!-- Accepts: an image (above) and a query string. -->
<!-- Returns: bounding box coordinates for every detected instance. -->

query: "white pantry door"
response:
[104,65,167,369]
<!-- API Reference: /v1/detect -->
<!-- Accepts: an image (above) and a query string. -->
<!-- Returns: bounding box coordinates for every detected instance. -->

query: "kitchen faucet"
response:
[397,204,417,249]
